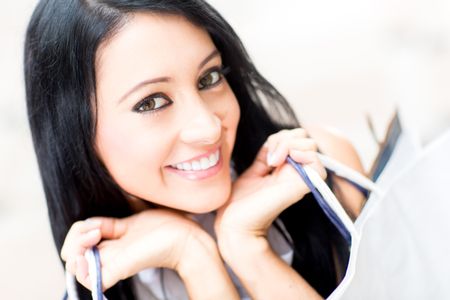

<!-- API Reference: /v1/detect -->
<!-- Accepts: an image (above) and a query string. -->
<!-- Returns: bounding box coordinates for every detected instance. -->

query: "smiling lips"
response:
[170,149,220,171]
[166,148,223,180]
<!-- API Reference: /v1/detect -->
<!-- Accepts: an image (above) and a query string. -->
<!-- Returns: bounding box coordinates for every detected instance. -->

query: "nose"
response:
[179,103,222,146]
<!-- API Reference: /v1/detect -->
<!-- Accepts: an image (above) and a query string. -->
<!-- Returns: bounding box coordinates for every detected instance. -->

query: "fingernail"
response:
[267,151,277,166]
[86,228,100,238]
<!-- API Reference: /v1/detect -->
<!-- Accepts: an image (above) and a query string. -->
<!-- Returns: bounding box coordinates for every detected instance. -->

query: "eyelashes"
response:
[132,65,230,114]
[198,65,230,90]
[132,93,172,114]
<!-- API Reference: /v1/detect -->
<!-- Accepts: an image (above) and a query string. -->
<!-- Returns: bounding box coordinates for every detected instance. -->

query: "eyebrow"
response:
[117,49,220,104]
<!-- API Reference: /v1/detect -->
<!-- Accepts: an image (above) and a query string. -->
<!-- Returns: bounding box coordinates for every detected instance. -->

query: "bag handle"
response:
[64,247,107,300]
[287,154,379,245]
[317,154,381,196]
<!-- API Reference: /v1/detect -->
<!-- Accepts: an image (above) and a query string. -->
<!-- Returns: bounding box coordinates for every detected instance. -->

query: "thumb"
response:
[240,143,272,178]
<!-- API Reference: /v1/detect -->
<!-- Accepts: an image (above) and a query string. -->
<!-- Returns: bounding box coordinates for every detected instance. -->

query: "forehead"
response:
[95,12,216,90]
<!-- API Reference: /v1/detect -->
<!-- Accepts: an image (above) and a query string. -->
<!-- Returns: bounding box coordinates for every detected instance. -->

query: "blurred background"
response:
[1,0,449,298]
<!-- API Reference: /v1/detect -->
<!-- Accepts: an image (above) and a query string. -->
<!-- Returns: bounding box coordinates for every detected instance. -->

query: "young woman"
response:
[24,1,365,299]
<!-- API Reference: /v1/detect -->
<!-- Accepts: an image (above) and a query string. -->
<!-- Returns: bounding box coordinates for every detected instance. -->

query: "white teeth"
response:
[192,160,201,171]
[171,150,220,171]
[200,157,210,169]
[210,151,220,166]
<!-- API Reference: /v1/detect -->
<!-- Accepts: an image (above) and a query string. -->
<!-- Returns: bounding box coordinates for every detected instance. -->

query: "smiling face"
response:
[94,13,240,213]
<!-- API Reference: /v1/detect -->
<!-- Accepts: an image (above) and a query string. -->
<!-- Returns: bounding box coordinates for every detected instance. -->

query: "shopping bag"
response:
[312,128,450,299]
[335,128,450,299]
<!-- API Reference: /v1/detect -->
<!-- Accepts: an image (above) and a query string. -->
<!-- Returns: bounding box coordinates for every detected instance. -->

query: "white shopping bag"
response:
[322,128,450,300]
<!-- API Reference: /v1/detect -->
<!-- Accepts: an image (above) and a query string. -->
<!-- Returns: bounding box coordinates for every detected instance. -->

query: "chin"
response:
[181,185,231,214]
[184,196,229,214]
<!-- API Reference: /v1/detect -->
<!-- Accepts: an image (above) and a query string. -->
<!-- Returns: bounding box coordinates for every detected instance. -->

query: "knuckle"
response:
[71,220,85,232]
[305,138,318,150]
[60,249,66,260]
[266,137,279,149]
[267,133,278,143]
[270,129,289,141]
[293,127,307,136]
[280,138,291,148]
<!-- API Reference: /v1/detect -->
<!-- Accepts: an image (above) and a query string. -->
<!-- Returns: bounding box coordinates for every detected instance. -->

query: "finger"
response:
[75,255,91,290]
[96,217,127,240]
[61,219,102,260]
[65,257,77,275]
[289,149,316,164]
[290,127,308,138]
[269,138,318,167]
[240,143,272,178]
[265,129,309,166]
[61,228,102,263]
[289,150,327,180]
[265,129,304,160]
[61,230,100,264]
[80,228,102,247]
[266,128,307,145]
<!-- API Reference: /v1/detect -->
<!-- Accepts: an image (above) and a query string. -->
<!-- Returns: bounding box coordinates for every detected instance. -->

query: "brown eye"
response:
[139,100,156,111]
[133,93,172,113]
[198,69,222,90]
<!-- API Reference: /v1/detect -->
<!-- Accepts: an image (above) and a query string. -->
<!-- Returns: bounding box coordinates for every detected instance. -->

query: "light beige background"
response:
[1,0,449,299]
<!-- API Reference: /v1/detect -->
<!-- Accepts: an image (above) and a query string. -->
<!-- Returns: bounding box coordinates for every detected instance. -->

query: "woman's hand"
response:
[214,128,326,300]
[61,210,209,289]
[216,128,326,241]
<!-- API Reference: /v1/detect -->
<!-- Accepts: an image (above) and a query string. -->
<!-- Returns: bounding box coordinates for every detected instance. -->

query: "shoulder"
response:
[304,124,366,219]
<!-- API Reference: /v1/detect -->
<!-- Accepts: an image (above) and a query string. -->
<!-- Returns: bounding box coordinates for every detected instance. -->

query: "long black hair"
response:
[24,0,347,299]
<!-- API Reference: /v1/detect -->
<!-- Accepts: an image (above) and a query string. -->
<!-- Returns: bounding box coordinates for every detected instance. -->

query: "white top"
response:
[133,212,294,300]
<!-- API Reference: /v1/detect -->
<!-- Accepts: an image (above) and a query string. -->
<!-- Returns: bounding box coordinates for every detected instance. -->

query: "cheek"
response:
[231,98,241,131]
[223,89,241,144]
[95,116,169,195]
